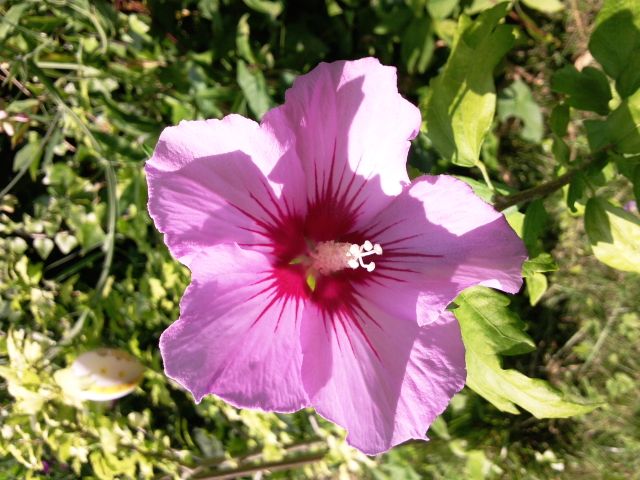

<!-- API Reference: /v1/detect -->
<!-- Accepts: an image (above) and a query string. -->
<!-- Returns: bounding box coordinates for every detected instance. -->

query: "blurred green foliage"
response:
[1,0,639,478]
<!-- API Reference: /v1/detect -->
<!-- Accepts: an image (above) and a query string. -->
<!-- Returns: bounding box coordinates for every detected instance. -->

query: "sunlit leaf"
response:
[455,287,535,357]
[525,272,547,306]
[521,0,564,14]
[456,287,597,417]
[427,0,459,19]
[585,197,640,273]
[424,3,517,166]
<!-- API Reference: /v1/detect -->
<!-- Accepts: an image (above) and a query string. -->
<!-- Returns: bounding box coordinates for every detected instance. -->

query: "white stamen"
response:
[347,240,383,272]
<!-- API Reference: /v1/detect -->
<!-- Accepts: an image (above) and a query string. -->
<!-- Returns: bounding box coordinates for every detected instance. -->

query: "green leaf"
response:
[454,175,514,203]
[634,166,640,206]
[466,450,491,480]
[242,0,283,19]
[401,16,435,74]
[54,231,78,255]
[33,237,54,260]
[236,14,256,64]
[522,253,558,276]
[522,199,548,253]
[550,66,612,115]
[525,272,547,306]
[521,0,564,14]
[456,286,597,417]
[585,197,640,273]
[427,0,459,19]
[552,136,570,166]
[463,351,599,417]
[497,79,543,143]
[13,137,42,173]
[589,0,640,98]
[0,3,29,41]
[424,2,517,166]
[549,103,570,137]
[585,88,640,153]
[455,287,535,356]
[237,60,271,120]
[566,172,586,212]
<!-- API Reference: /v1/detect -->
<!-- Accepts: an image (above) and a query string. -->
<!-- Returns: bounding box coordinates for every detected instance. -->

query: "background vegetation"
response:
[1,0,639,478]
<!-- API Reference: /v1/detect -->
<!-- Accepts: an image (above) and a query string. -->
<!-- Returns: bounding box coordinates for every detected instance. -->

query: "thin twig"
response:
[0,62,31,96]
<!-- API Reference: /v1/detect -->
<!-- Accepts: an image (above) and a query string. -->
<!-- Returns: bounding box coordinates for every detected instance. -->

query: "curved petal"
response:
[301,298,465,455]
[262,58,421,226]
[148,114,276,173]
[160,244,309,411]
[146,115,305,266]
[360,175,527,325]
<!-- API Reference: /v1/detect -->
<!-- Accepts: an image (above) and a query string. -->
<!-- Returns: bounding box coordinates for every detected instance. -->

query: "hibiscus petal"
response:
[146,115,304,266]
[262,57,421,225]
[301,300,465,455]
[160,244,309,411]
[148,114,275,173]
[361,175,527,325]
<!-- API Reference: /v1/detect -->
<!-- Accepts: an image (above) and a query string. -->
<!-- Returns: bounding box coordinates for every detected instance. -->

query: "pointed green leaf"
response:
[427,0,459,19]
[550,103,570,136]
[242,0,283,19]
[585,197,640,273]
[464,350,599,417]
[522,199,548,253]
[401,16,435,74]
[455,287,535,356]
[0,3,29,41]
[585,88,640,153]
[589,0,640,98]
[424,3,517,166]
[551,66,612,115]
[522,253,558,276]
[13,137,42,173]
[237,60,271,120]
[525,272,547,306]
[456,286,597,417]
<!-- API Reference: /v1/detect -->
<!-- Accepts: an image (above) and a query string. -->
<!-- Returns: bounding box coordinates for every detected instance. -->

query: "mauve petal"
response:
[301,301,465,455]
[148,114,277,173]
[361,175,527,325]
[146,115,305,266]
[160,244,309,411]
[263,58,421,225]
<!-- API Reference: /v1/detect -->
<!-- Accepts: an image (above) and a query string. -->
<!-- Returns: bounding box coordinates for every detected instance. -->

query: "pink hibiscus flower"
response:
[146,58,526,455]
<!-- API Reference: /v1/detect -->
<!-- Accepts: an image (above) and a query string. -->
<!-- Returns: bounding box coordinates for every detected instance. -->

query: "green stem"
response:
[477,162,495,191]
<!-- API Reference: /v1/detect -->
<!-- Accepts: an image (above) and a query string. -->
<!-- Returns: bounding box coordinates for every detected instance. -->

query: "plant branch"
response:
[493,169,576,211]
